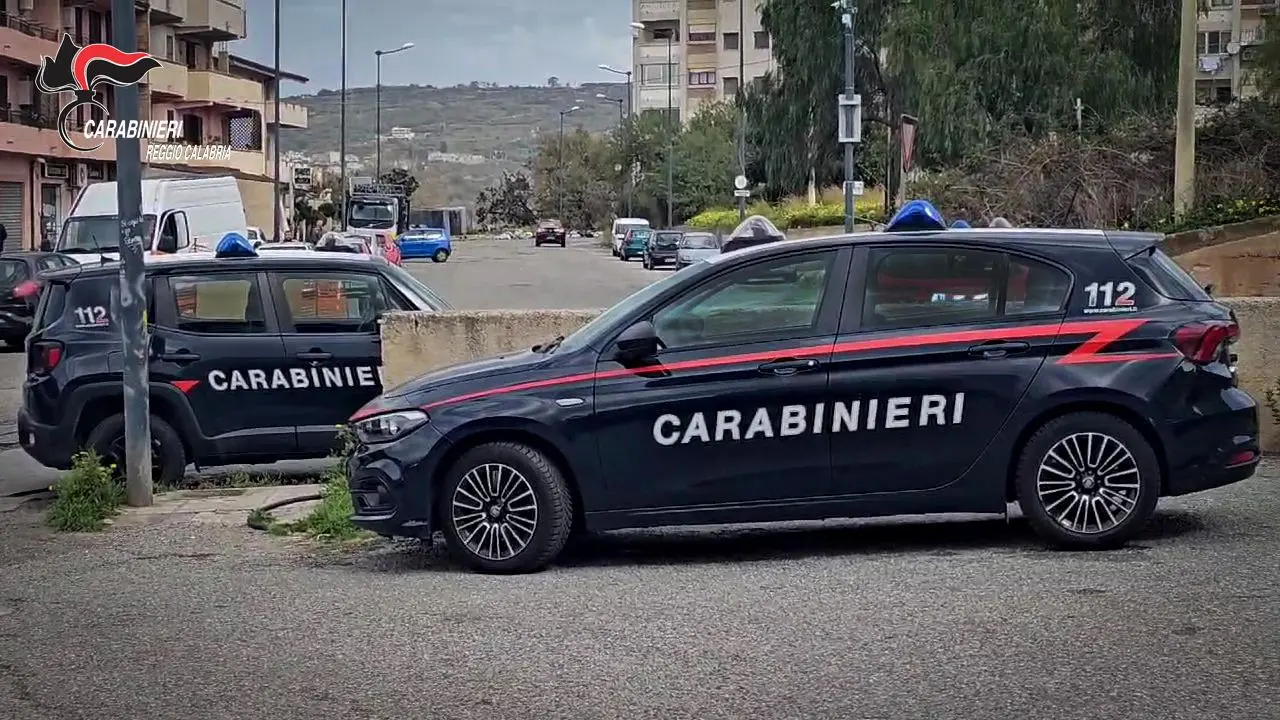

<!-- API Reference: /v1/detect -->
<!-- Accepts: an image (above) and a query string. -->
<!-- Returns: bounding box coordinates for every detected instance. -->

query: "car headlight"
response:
[352,409,428,444]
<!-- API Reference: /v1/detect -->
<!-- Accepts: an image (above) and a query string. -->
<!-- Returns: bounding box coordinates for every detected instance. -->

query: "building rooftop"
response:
[228,54,310,84]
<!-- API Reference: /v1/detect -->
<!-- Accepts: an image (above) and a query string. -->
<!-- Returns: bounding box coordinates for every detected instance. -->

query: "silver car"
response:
[676,232,721,269]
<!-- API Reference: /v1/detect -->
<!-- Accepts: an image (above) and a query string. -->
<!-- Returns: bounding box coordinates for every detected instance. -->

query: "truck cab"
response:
[345,184,409,250]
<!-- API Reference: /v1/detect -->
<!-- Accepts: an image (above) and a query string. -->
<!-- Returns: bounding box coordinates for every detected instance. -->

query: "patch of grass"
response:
[47,451,124,532]
[254,427,369,543]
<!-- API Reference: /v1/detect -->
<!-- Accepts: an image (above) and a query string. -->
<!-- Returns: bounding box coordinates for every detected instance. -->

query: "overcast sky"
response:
[233,0,632,95]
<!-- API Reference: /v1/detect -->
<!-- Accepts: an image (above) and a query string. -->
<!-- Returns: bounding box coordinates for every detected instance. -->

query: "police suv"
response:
[347,201,1259,574]
[18,238,450,487]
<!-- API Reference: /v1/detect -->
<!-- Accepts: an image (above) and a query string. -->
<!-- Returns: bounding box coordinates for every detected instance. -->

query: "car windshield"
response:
[556,266,691,353]
[382,262,454,311]
[59,214,157,253]
[681,234,718,249]
[616,222,647,235]
[539,220,562,229]
[629,231,651,243]
[347,201,396,229]
[655,232,682,246]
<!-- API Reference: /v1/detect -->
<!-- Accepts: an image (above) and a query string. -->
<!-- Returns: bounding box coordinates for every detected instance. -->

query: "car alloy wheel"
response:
[451,462,539,562]
[1035,432,1141,534]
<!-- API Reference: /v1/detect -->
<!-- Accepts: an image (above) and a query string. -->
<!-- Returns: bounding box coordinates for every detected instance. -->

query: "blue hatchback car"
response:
[399,227,452,262]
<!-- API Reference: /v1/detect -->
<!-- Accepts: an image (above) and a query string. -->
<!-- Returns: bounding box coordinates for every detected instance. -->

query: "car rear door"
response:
[826,242,1071,497]
[592,247,851,512]
[266,267,399,455]
[150,270,295,458]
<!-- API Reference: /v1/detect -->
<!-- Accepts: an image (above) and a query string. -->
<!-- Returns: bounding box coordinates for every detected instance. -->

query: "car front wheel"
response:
[440,441,574,574]
[433,249,450,262]
[1015,412,1160,550]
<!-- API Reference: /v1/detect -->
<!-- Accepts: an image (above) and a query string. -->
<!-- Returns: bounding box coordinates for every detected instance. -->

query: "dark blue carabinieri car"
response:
[347,200,1259,574]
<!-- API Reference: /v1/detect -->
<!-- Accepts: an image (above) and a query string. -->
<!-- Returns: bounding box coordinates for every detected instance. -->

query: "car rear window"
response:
[0,260,29,291]
[1125,247,1210,301]
[32,281,66,332]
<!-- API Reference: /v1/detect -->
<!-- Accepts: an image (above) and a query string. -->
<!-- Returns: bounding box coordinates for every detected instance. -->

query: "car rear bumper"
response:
[347,423,451,538]
[646,251,678,263]
[535,234,566,244]
[18,407,75,470]
[1164,387,1261,496]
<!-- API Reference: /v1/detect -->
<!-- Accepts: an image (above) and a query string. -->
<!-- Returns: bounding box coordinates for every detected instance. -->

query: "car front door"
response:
[267,268,398,455]
[592,247,851,513]
[150,270,295,458]
[826,243,1071,497]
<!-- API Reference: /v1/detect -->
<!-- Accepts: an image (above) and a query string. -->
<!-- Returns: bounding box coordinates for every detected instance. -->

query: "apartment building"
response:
[631,0,776,121]
[0,0,308,249]
[1196,0,1277,103]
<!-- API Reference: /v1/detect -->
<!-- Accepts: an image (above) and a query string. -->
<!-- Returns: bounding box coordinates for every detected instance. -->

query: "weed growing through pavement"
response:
[47,451,124,532]
[255,426,368,542]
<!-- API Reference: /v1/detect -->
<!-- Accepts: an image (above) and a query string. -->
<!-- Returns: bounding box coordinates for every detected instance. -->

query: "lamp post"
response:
[272,0,281,240]
[598,63,636,218]
[595,93,629,216]
[338,0,347,222]
[374,42,414,179]
[558,105,580,220]
[596,64,633,120]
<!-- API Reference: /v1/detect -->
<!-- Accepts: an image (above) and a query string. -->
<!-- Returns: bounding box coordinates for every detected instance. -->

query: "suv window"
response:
[863,247,1070,329]
[654,251,836,347]
[167,273,265,334]
[273,271,399,333]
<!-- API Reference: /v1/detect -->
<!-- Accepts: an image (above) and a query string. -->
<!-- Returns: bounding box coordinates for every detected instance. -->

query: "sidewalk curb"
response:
[115,484,326,525]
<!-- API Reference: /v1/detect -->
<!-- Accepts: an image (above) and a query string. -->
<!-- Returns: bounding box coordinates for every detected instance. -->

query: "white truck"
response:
[55,176,248,264]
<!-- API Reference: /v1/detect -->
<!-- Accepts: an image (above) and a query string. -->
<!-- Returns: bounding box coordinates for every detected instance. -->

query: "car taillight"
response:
[1172,320,1238,364]
[29,340,63,375]
[12,280,39,300]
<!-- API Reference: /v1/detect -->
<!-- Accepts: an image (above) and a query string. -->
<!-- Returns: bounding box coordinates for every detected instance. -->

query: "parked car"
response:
[642,231,683,270]
[676,232,721,269]
[18,239,452,487]
[0,252,77,347]
[611,217,650,256]
[535,219,567,247]
[255,242,313,252]
[399,227,452,262]
[619,227,651,261]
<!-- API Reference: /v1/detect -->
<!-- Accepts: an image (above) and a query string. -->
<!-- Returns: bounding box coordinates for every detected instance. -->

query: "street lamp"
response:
[632,21,675,227]
[273,0,281,240]
[596,93,630,216]
[558,105,581,220]
[597,63,633,118]
[339,0,347,223]
[374,42,414,179]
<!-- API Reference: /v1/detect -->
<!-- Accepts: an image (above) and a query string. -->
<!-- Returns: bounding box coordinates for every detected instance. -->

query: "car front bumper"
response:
[347,422,452,538]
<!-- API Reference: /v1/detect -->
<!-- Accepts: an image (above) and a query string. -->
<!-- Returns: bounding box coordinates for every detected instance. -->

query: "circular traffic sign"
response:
[734,175,748,190]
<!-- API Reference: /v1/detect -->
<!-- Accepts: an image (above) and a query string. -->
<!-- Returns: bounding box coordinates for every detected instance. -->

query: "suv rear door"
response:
[266,267,399,455]
[151,270,295,460]
[827,242,1072,497]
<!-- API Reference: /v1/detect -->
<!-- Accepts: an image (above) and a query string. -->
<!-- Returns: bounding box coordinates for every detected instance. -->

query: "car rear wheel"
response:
[432,249,450,263]
[440,441,574,574]
[1015,412,1160,550]
[85,413,187,489]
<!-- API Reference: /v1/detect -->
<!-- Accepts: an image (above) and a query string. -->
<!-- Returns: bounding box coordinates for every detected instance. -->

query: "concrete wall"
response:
[1175,231,1280,297]
[381,300,1280,451]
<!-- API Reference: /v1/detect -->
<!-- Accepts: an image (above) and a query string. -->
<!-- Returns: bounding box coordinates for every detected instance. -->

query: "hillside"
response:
[281,82,627,207]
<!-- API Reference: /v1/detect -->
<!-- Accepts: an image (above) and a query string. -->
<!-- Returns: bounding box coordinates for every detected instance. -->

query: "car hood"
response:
[380,348,549,402]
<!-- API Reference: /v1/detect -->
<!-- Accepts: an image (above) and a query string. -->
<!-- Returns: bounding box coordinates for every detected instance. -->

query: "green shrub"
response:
[47,451,124,532]
[1143,197,1280,234]
[687,197,886,232]
[288,426,365,541]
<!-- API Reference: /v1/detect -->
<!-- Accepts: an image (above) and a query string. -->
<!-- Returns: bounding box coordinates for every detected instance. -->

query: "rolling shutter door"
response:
[0,183,23,253]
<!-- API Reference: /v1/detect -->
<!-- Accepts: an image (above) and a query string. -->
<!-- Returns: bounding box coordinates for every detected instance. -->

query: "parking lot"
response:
[1,236,1278,718]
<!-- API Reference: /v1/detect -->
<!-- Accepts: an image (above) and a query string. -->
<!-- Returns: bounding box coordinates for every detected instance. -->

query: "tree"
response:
[1254,14,1280,101]
[527,128,618,230]
[377,167,420,198]
[667,103,738,220]
[547,76,560,87]
[474,171,537,228]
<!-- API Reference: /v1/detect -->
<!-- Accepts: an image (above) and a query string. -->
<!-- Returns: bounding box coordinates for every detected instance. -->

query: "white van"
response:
[610,217,650,256]
[56,176,247,264]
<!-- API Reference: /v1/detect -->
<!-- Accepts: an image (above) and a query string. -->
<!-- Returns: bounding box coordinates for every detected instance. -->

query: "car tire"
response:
[85,413,187,489]
[642,257,650,269]
[439,441,574,574]
[1015,412,1160,551]
[433,249,450,263]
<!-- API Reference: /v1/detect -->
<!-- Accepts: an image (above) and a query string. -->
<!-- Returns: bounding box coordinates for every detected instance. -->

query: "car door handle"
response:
[967,341,1030,358]
[157,352,200,363]
[757,358,821,376]
[296,351,333,362]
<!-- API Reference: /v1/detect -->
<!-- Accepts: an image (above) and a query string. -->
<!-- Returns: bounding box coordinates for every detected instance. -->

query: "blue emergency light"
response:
[885,199,947,232]
[215,232,256,258]
[950,219,971,229]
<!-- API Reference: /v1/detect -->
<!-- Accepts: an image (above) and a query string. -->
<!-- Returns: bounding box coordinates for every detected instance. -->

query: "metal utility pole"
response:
[374,43,414,180]
[339,0,347,223]
[625,70,633,217]
[110,0,150,506]
[272,0,282,240]
[665,31,674,228]
[558,106,579,219]
[736,0,746,222]
[1173,0,1197,217]
[838,0,860,233]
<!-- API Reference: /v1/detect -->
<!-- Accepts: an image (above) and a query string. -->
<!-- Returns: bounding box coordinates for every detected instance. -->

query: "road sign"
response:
[292,166,312,189]
[734,189,751,198]
[734,174,748,190]
[846,180,864,196]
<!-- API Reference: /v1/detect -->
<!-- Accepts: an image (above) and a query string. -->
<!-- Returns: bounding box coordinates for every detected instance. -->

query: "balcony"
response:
[0,12,59,67]
[637,42,682,63]
[177,0,246,41]
[148,60,188,98]
[686,0,717,25]
[637,0,678,21]
[187,68,262,109]
[0,107,114,162]
[154,146,267,175]
[151,0,189,24]
[264,101,307,129]
[1241,0,1278,10]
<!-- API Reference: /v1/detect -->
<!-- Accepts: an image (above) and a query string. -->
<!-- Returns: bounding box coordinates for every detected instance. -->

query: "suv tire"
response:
[439,441,574,574]
[85,413,187,489]
[1015,412,1160,550]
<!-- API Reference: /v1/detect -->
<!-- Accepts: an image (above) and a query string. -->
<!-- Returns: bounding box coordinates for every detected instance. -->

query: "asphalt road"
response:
[0,236,658,495]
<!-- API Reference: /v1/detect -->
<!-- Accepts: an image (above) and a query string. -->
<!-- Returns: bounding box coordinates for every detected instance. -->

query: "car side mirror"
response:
[614,320,661,362]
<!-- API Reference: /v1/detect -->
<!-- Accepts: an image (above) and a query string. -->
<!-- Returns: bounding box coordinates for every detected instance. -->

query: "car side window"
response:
[863,247,1001,330]
[1005,256,1071,315]
[271,271,396,334]
[653,251,836,348]
[166,273,266,334]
